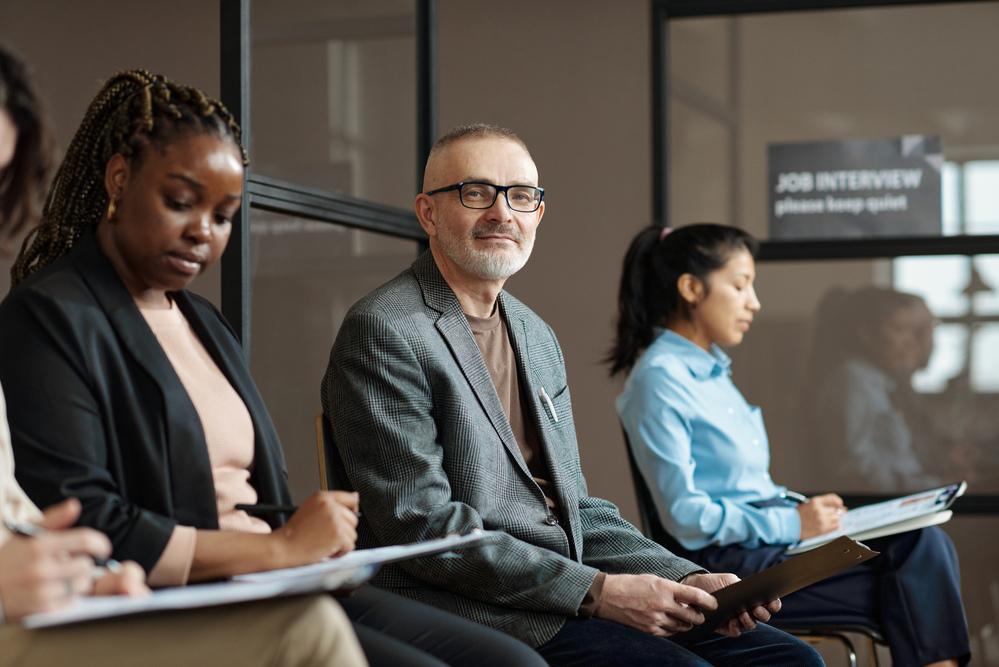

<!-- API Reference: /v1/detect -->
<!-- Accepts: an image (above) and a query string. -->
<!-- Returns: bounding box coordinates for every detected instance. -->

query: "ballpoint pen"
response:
[3,519,122,572]
[781,490,808,504]
[235,503,362,518]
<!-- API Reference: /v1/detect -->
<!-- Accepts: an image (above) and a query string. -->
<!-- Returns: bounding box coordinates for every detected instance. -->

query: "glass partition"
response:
[249,209,416,500]
[251,0,417,208]
[668,2,999,241]
[730,255,999,495]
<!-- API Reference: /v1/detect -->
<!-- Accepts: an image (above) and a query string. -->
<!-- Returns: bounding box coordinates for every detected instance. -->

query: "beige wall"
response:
[0,0,221,302]
[438,0,652,523]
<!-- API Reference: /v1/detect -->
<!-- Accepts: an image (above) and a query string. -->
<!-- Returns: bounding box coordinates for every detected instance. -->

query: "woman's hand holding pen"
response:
[271,491,359,568]
[0,498,147,621]
[797,493,846,540]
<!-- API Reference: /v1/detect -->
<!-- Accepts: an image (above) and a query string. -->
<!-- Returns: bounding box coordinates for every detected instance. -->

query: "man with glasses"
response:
[322,124,821,666]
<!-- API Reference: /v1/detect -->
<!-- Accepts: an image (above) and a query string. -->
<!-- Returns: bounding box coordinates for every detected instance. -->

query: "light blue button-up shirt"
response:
[617,329,801,550]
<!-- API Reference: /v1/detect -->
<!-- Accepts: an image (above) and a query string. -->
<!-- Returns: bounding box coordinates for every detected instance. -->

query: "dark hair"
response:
[607,223,758,376]
[809,286,926,380]
[11,69,245,287]
[0,45,54,244]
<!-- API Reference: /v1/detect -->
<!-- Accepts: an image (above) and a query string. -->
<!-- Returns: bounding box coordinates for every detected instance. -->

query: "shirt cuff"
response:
[577,571,606,617]
[774,506,802,543]
[147,525,197,587]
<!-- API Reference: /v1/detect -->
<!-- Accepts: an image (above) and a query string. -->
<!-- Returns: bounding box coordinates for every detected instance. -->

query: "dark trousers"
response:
[538,618,822,666]
[685,527,971,667]
[340,585,546,667]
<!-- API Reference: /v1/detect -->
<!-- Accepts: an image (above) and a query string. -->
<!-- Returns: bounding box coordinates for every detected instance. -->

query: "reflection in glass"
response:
[249,211,415,500]
[251,0,416,208]
[803,288,956,492]
[730,257,999,496]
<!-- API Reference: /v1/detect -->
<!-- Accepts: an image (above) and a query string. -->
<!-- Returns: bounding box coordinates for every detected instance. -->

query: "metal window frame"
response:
[219,0,433,351]
[652,0,999,512]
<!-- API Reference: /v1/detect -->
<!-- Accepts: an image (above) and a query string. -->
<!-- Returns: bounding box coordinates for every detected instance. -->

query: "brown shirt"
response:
[465,309,558,512]
[466,308,605,615]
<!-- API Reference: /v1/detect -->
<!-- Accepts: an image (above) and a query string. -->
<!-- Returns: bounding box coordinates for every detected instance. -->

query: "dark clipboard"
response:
[684,536,879,641]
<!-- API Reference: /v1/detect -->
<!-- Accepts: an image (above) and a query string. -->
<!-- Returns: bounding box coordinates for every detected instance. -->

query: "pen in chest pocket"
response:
[539,386,559,423]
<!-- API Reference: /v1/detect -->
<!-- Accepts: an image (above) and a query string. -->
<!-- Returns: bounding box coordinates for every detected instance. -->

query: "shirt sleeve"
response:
[618,366,800,550]
[147,526,197,587]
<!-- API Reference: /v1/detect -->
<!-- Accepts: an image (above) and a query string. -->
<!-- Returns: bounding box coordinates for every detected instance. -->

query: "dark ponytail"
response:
[606,223,758,376]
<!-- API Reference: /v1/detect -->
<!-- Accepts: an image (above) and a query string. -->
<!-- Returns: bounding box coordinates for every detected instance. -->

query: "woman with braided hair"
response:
[0,68,544,667]
[0,52,366,667]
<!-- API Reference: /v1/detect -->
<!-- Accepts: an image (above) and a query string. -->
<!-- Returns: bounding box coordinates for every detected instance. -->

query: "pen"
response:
[780,490,808,504]
[235,503,362,518]
[235,503,298,516]
[3,519,122,573]
[539,387,559,423]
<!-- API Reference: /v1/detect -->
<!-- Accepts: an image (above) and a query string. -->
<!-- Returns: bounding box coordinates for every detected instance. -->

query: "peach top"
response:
[141,300,268,586]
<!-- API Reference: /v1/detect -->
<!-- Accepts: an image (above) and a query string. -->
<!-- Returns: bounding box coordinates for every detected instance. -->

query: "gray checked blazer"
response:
[322,252,702,647]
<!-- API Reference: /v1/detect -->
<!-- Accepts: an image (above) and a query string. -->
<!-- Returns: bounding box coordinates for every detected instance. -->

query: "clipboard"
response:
[684,536,879,640]
[786,481,965,555]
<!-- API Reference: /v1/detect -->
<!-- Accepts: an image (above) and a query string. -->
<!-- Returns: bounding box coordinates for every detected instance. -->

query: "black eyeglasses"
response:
[424,181,545,213]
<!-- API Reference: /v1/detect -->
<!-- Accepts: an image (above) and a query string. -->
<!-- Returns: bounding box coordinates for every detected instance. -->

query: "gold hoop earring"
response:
[106,198,118,222]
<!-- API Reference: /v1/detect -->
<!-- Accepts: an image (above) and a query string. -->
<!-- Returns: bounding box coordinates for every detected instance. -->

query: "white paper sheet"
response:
[232,530,496,584]
[22,564,375,630]
[22,531,495,629]
[786,481,965,554]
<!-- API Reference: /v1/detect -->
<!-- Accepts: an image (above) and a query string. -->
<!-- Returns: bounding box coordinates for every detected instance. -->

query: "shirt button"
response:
[752,439,760,445]
[544,515,559,526]
[727,408,735,415]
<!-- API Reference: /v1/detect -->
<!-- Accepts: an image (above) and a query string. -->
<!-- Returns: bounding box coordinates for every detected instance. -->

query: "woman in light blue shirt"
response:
[610,224,969,667]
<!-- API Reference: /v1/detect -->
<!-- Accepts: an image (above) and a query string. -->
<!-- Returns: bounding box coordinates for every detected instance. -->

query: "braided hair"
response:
[11,69,245,286]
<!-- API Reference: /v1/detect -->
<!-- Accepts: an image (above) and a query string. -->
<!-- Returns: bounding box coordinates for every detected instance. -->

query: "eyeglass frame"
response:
[423,181,546,212]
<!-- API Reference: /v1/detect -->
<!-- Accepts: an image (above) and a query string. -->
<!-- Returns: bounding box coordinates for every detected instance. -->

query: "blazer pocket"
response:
[538,384,570,427]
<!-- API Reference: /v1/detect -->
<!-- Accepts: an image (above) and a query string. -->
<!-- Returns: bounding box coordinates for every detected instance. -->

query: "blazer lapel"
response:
[503,298,582,551]
[74,234,218,528]
[177,295,291,509]
[413,254,533,478]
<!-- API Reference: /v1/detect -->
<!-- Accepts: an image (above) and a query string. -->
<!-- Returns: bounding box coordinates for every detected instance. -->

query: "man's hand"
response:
[681,573,781,637]
[595,573,718,636]
[0,498,111,621]
[797,493,845,540]
[272,491,359,568]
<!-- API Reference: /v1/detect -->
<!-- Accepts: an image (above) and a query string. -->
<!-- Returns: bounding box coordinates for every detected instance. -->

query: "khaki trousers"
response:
[0,595,366,667]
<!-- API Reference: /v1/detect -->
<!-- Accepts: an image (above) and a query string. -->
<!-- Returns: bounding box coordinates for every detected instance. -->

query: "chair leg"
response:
[790,630,859,667]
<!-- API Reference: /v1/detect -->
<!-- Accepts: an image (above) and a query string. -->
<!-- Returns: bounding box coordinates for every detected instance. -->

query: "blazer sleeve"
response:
[327,310,599,616]
[540,329,704,581]
[576,479,705,580]
[0,289,176,571]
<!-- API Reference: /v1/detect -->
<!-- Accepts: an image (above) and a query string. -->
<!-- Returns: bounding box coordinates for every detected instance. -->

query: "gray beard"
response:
[438,231,534,281]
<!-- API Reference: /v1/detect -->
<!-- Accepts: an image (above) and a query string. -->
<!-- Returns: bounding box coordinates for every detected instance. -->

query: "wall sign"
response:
[768,136,942,239]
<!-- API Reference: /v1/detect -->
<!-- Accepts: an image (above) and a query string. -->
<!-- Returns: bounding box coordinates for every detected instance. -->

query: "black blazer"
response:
[0,232,292,572]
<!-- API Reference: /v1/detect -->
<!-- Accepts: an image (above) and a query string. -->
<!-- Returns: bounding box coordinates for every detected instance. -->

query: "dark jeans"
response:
[340,585,546,667]
[687,527,971,667]
[538,618,823,667]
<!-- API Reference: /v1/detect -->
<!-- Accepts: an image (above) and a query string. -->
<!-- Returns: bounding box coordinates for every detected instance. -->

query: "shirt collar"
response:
[652,328,732,379]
